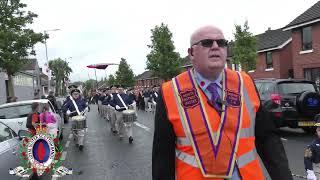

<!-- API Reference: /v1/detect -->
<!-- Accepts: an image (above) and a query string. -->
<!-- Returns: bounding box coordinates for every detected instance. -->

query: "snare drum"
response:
[71,115,86,129]
[122,109,137,123]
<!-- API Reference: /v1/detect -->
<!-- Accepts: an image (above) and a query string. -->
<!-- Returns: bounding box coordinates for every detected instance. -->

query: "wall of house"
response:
[249,50,281,79]
[292,23,320,79]
[279,43,293,78]
[13,72,35,101]
[0,72,7,104]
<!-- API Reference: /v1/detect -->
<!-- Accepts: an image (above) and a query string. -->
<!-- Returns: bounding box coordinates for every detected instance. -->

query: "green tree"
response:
[108,74,116,86]
[115,58,135,87]
[84,79,96,92]
[0,0,45,96]
[232,20,257,72]
[146,23,181,81]
[49,58,72,96]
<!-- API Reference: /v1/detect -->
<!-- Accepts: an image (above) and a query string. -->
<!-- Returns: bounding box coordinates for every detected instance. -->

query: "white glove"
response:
[66,110,71,115]
[115,105,121,110]
[307,169,317,180]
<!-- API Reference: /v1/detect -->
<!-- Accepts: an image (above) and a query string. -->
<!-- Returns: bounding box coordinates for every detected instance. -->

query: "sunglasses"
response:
[192,39,228,48]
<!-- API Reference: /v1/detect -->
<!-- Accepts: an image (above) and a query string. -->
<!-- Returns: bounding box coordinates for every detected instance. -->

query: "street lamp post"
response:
[44,28,60,94]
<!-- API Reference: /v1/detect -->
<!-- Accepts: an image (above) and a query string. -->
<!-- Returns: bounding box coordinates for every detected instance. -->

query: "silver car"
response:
[0,99,64,140]
[0,121,21,179]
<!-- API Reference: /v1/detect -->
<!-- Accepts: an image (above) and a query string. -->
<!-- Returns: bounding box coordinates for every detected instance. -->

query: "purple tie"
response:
[207,83,222,112]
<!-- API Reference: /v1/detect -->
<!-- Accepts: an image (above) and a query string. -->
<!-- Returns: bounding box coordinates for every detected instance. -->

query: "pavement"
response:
[11,105,317,180]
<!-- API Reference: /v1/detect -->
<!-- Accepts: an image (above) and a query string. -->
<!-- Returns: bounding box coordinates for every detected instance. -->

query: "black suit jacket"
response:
[152,88,293,180]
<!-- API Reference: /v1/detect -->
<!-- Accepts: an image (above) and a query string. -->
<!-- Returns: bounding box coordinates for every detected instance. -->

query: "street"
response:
[34,105,314,180]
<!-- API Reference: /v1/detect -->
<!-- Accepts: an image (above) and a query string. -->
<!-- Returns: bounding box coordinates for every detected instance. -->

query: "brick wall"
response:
[291,23,320,79]
[249,42,293,79]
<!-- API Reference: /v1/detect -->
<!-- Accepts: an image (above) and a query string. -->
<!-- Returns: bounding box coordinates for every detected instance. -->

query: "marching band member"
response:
[304,118,320,180]
[111,85,134,143]
[108,86,118,134]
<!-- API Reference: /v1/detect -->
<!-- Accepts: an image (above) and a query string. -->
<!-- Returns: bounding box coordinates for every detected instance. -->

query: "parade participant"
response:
[98,90,106,116]
[111,85,134,143]
[101,88,110,120]
[152,25,292,180]
[143,88,151,112]
[137,88,145,111]
[39,103,58,137]
[26,102,40,135]
[63,88,87,117]
[150,85,159,112]
[47,91,58,110]
[304,119,320,180]
[108,86,118,134]
[62,84,78,123]
[63,88,88,150]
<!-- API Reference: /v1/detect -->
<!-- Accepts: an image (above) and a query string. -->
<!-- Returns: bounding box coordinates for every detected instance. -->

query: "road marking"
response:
[65,141,70,148]
[51,176,58,180]
[68,134,73,139]
[134,122,151,132]
[281,137,288,141]
[61,151,67,161]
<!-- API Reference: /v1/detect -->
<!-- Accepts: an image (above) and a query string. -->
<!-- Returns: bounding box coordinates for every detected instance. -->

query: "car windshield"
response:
[0,104,32,119]
[278,82,316,94]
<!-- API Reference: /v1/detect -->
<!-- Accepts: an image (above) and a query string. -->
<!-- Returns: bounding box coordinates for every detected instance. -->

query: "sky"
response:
[24,0,320,82]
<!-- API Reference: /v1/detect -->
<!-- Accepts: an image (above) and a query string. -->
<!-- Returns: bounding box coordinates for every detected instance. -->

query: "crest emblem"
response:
[179,88,200,108]
[225,89,241,107]
[9,124,72,178]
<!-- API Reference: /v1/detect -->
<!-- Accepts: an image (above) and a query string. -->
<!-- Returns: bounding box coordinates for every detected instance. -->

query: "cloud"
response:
[24,0,319,82]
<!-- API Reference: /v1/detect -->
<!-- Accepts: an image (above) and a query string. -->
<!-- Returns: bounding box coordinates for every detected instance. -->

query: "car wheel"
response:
[302,127,316,134]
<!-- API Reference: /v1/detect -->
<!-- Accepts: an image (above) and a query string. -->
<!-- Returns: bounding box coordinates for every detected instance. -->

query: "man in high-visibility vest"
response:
[152,25,293,180]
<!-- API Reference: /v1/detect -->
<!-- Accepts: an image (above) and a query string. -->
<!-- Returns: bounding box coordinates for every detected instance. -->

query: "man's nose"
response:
[210,40,220,49]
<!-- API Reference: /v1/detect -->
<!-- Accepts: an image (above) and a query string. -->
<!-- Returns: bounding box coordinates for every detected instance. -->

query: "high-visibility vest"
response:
[162,68,264,180]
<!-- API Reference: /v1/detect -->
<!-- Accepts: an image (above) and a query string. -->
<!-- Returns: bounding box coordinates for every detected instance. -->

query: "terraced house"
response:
[249,1,320,82]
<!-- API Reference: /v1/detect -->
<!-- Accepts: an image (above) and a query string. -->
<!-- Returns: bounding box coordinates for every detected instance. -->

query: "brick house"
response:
[135,70,164,88]
[248,28,292,79]
[249,1,320,82]
[283,1,320,82]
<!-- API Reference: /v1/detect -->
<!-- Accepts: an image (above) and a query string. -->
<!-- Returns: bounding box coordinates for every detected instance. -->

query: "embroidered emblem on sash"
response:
[179,89,200,108]
[225,89,241,107]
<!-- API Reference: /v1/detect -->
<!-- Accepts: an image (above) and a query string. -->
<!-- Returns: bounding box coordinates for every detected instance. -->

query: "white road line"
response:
[61,151,67,161]
[68,133,73,139]
[134,122,151,132]
[65,141,70,148]
[281,137,288,141]
[51,176,58,180]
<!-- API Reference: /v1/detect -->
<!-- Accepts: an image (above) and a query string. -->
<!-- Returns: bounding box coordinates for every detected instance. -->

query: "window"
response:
[278,82,316,94]
[304,68,320,82]
[266,52,273,69]
[0,123,13,143]
[301,26,312,51]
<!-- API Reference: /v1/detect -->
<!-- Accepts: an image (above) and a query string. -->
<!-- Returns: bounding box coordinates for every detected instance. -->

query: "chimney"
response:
[266,27,271,32]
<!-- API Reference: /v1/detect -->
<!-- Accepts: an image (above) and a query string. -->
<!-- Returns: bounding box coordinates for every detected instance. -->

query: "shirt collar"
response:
[193,69,222,90]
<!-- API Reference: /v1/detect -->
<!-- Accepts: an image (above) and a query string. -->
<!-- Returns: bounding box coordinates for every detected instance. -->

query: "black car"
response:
[255,78,320,133]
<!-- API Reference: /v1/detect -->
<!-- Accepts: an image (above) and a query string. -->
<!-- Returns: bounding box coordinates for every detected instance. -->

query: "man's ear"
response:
[188,48,194,56]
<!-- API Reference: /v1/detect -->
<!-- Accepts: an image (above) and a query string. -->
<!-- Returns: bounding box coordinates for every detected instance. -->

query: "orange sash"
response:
[172,69,244,178]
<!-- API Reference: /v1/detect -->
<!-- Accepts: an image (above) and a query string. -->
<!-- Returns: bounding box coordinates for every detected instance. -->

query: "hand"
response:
[115,105,120,110]
[66,110,71,115]
[307,170,317,180]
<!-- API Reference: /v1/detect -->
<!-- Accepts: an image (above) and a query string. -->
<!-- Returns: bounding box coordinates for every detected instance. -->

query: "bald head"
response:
[190,26,225,46]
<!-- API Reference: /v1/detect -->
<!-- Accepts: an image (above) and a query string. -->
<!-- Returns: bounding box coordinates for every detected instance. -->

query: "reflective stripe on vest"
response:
[176,148,257,169]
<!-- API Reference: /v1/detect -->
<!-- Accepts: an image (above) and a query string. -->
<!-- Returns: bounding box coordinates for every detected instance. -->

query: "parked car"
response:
[0,121,21,179]
[0,99,64,139]
[254,78,320,133]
